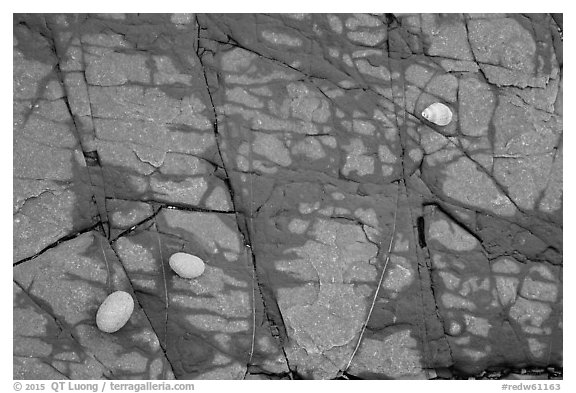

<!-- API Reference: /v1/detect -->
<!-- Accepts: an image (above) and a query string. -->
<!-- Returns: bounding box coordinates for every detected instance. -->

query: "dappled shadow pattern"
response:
[14,13,562,379]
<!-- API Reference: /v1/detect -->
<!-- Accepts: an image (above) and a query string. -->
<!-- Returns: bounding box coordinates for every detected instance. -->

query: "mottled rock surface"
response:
[13,13,562,379]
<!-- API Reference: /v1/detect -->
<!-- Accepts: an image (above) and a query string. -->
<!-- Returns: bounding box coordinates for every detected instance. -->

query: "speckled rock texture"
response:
[13,13,562,380]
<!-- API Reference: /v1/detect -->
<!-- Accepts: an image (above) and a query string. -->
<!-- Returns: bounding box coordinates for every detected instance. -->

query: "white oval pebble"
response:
[421,102,453,126]
[96,291,134,333]
[169,252,206,279]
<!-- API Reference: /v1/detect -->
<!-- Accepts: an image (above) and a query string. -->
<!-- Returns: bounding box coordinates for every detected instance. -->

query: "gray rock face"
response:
[13,13,562,380]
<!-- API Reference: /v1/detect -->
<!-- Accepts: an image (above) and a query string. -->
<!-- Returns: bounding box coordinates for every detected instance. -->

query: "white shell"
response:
[96,291,134,333]
[421,102,453,126]
[169,252,206,279]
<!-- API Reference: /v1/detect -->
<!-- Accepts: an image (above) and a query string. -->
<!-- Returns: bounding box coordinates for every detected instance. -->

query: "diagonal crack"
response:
[43,18,110,239]
[195,14,294,378]
[13,279,115,378]
[386,50,446,377]
[105,233,177,378]
[38,358,71,379]
[339,180,401,375]
[14,222,102,267]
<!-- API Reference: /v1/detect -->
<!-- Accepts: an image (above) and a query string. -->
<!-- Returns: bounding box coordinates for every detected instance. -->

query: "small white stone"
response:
[96,291,134,333]
[169,252,206,279]
[422,102,453,126]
